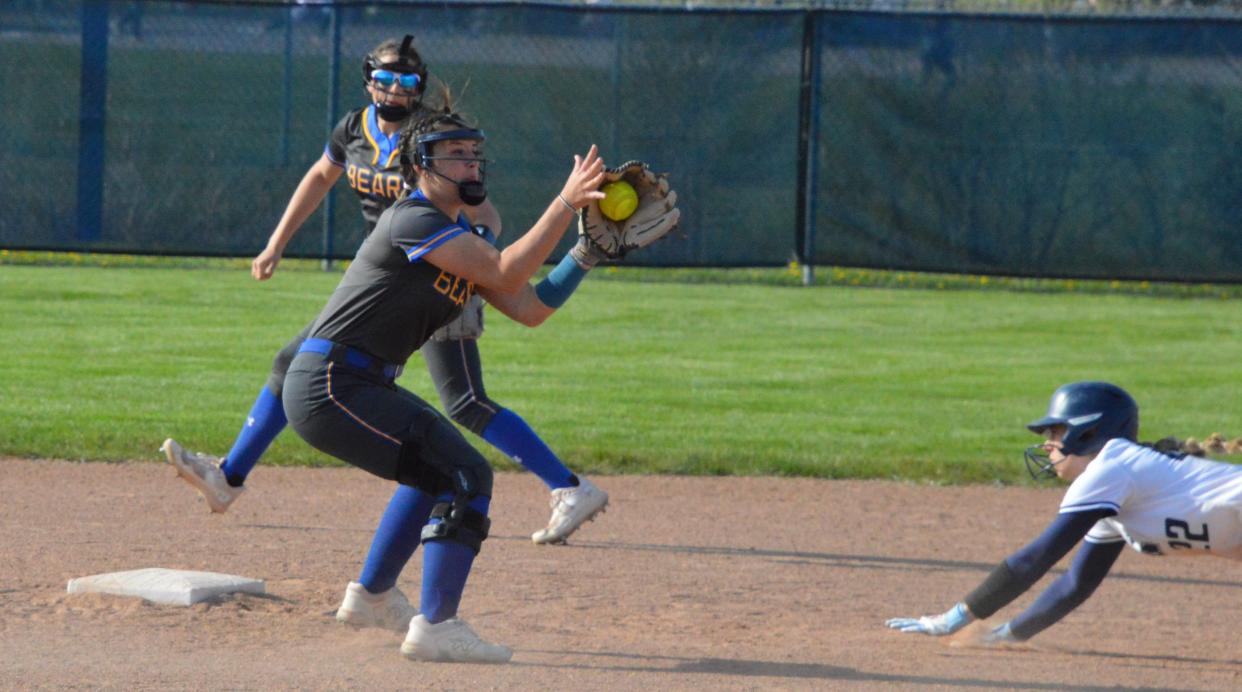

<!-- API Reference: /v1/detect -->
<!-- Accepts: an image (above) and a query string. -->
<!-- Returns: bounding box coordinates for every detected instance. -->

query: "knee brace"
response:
[420,501,490,553]
[396,408,494,498]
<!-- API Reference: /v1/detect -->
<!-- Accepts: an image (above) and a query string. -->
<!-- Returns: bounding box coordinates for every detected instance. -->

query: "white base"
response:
[67,568,265,606]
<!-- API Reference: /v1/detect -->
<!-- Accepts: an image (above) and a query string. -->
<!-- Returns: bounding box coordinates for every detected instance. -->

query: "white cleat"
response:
[335,581,418,633]
[401,614,512,663]
[531,477,609,545]
[161,438,244,514]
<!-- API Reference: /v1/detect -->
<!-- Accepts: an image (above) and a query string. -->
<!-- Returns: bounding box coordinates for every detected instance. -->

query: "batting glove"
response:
[885,602,974,636]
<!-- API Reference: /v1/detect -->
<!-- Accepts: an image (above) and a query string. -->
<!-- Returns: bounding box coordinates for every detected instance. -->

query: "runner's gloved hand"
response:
[885,602,974,636]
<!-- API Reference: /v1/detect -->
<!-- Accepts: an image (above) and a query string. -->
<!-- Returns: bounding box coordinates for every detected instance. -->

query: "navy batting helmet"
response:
[1023,381,1139,479]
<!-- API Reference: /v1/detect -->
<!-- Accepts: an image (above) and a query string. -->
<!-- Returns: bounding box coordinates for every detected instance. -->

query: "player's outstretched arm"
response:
[886,510,1108,638]
[999,539,1123,641]
[474,163,684,327]
[425,145,605,294]
[253,154,342,281]
[475,216,608,327]
[476,284,554,327]
[470,158,684,325]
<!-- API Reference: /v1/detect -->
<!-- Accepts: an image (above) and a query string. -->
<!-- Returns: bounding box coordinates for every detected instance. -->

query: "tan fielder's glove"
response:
[571,160,680,267]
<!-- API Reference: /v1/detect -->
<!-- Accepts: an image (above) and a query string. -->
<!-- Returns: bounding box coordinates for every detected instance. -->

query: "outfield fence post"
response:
[794,10,821,286]
[77,0,109,243]
[280,7,293,167]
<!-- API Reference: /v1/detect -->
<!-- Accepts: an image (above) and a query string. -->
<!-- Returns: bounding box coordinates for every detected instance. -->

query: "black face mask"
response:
[458,180,487,207]
[375,101,412,122]
[432,172,486,206]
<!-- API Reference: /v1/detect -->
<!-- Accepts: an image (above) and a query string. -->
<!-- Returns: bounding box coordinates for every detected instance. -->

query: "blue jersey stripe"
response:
[406,225,467,263]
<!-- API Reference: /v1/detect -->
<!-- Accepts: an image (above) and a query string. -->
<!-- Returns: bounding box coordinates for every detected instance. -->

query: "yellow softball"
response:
[599,180,638,221]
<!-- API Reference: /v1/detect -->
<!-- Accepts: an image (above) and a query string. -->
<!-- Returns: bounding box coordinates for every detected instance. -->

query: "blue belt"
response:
[298,338,403,380]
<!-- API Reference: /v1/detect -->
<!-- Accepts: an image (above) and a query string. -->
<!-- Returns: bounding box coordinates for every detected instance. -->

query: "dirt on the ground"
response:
[1,458,1239,690]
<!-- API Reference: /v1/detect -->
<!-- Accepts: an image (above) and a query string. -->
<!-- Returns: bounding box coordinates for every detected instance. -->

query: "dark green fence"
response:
[811,12,1242,281]
[3,1,1240,280]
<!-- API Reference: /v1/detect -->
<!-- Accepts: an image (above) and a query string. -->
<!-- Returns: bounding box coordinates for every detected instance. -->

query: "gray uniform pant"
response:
[267,321,502,437]
[282,350,493,496]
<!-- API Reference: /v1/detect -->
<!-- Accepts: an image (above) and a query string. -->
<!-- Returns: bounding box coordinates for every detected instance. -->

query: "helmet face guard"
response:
[1024,443,1057,480]
[363,35,427,119]
[413,128,487,169]
[1023,381,1139,480]
[408,127,491,206]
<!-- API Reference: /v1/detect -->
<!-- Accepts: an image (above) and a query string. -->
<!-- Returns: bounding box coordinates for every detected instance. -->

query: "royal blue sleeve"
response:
[534,253,589,308]
[1009,539,1124,640]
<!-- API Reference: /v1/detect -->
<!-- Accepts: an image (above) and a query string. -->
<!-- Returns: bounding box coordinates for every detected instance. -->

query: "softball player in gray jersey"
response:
[162,36,607,545]
[886,381,1242,645]
[277,112,606,662]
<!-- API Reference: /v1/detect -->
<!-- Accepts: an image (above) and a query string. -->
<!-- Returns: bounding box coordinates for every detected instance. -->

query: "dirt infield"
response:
[2,458,1239,690]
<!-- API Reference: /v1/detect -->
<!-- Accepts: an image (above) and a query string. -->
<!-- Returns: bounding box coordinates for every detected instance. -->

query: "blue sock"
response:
[420,494,490,624]
[481,409,575,490]
[358,484,437,594]
[219,386,287,486]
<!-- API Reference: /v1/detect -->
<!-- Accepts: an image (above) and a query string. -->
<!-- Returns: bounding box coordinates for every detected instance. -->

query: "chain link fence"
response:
[2,0,1241,280]
[810,10,1242,281]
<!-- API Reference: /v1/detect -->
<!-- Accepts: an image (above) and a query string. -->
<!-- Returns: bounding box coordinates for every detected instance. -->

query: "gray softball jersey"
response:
[309,193,476,365]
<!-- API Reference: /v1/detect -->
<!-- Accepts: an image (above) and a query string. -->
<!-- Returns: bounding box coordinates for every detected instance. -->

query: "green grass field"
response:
[2,261,1240,483]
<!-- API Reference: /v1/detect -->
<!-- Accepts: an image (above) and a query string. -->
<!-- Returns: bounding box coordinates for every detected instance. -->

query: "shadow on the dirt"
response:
[557,539,1242,590]
[517,649,1192,690]
[1045,646,1241,669]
